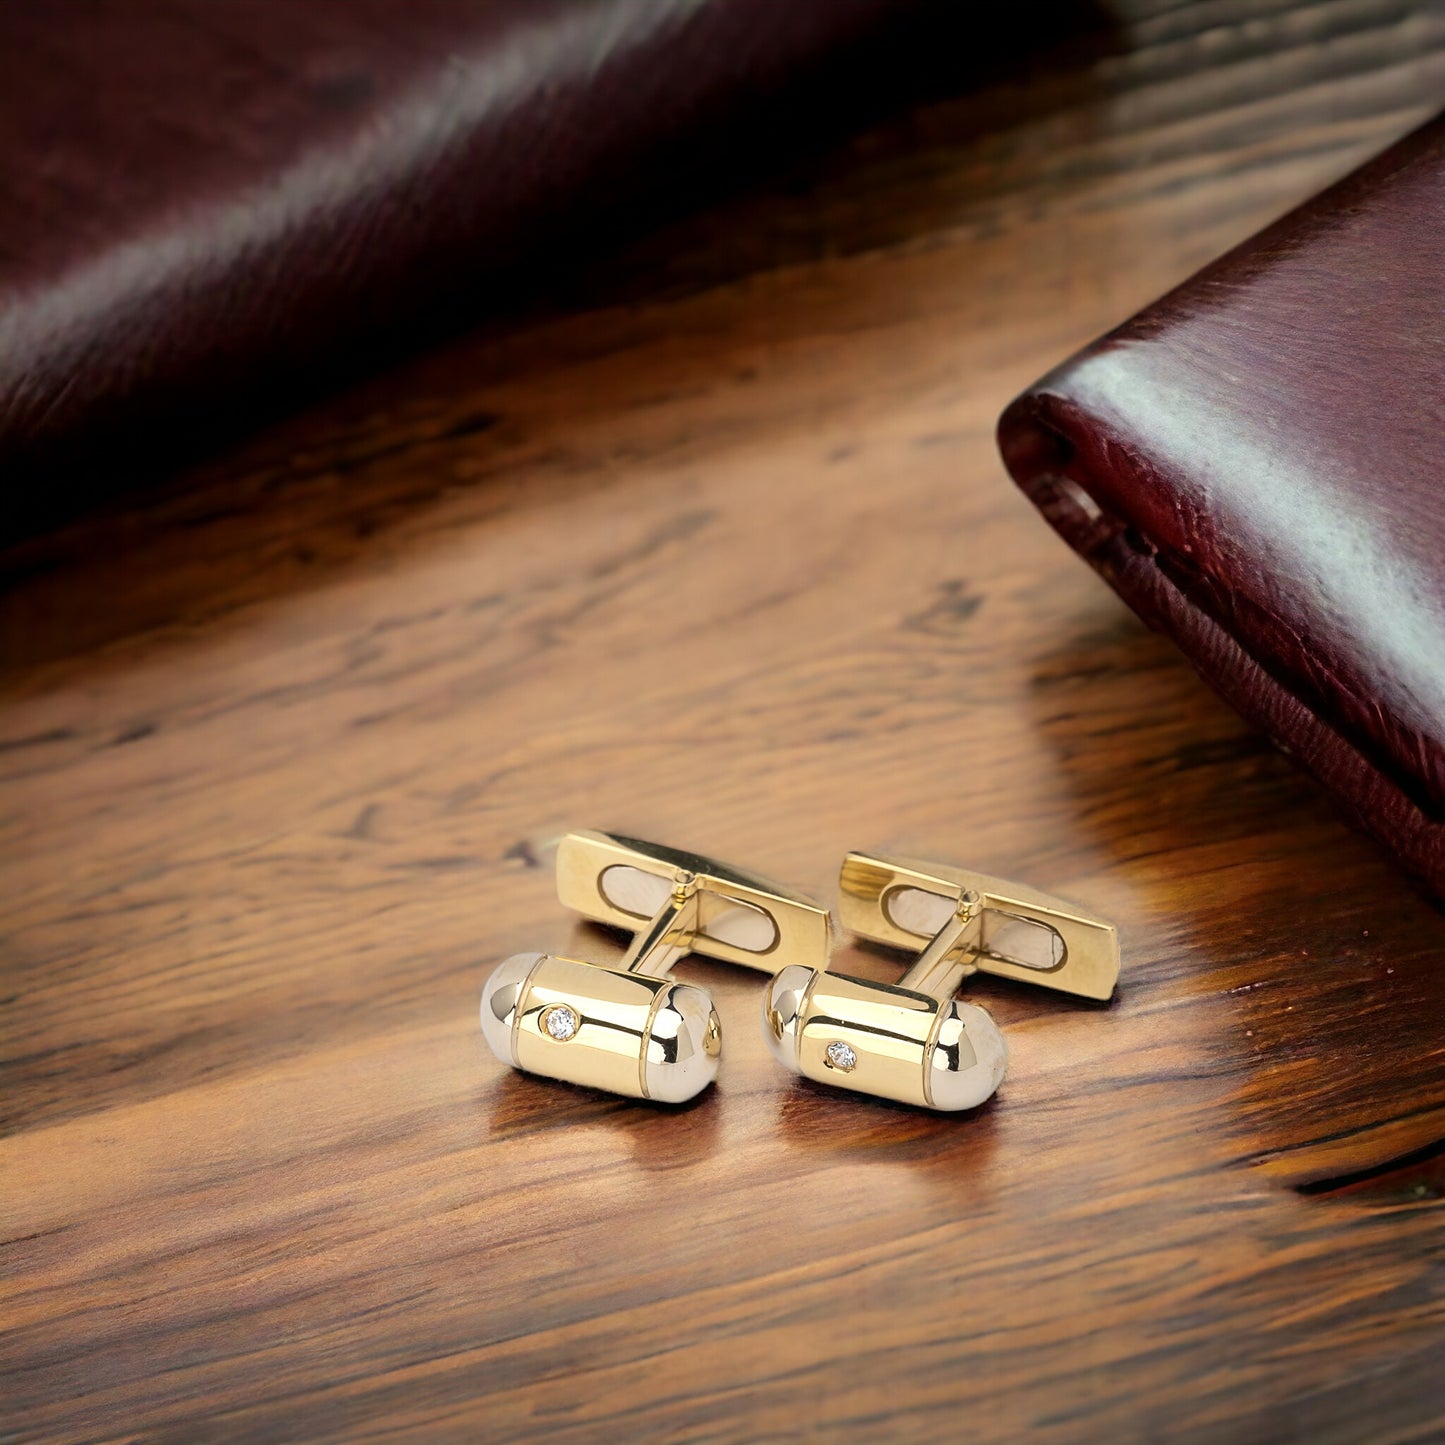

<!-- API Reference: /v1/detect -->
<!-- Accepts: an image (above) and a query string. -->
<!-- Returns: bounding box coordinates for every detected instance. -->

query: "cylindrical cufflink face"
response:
[762,964,1007,1111]
[481,952,722,1103]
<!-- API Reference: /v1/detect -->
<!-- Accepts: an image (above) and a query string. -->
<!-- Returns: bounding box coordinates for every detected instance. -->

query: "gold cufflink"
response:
[482,829,830,1103]
[763,852,1119,1111]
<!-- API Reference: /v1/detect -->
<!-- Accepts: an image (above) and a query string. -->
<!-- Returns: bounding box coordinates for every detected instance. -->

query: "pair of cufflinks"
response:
[481,830,1119,1112]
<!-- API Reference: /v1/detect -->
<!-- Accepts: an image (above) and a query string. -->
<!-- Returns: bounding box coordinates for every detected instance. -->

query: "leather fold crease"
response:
[999,112,1445,899]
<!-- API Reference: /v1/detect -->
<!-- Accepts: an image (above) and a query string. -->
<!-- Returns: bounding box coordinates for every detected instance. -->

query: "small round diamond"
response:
[544,1005,580,1042]
[825,1040,857,1072]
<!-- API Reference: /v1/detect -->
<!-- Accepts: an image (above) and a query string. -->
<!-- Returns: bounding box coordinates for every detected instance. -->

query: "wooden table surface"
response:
[5,4,1444,1440]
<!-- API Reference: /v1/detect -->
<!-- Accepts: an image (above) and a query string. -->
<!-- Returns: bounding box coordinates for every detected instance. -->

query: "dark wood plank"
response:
[3,3,1444,1441]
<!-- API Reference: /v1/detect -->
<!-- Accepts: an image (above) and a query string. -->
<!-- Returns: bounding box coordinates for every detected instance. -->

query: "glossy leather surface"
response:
[1000,113,1445,898]
[0,0,938,521]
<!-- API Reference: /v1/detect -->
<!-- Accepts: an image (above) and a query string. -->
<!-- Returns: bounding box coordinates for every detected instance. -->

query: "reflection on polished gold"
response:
[764,853,1119,1112]
[481,830,830,1103]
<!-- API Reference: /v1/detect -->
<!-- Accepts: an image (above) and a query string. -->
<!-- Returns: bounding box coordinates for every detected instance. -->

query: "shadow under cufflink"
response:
[775,1068,1004,1175]
[481,1067,724,1170]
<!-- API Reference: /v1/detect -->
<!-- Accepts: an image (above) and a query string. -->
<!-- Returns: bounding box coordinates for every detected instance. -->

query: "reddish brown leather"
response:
[1000,113,1445,899]
[0,0,958,526]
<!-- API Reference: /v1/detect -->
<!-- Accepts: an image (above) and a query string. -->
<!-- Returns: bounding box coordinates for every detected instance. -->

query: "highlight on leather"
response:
[999,112,1445,901]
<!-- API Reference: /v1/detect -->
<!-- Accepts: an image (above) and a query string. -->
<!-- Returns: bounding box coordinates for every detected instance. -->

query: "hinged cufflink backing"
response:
[763,852,1119,1111]
[482,829,830,1103]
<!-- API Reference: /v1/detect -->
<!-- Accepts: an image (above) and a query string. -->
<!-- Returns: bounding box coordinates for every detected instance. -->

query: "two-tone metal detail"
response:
[482,950,719,1102]
[763,853,1118,1111]
[480,830,829,1103]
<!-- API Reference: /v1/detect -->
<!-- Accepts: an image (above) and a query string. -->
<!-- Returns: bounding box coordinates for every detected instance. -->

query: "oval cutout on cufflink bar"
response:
[600,864,674,918]
[984,911,1065,972]
[599,865,778,953]
[884,887,1064,972]
[884,885,956,936]
[703,900,778,952]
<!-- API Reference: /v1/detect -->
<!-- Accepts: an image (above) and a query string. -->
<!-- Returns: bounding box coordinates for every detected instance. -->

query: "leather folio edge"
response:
[998,391,1445,900]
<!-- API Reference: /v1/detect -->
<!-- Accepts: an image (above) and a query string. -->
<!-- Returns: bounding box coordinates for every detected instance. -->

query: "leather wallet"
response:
[0,0,955,530]
[999,113,1445,900]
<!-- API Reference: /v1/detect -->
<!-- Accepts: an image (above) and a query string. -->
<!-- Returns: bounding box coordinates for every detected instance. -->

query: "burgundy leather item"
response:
[1000,113,1445,900]
[0,0,957,527]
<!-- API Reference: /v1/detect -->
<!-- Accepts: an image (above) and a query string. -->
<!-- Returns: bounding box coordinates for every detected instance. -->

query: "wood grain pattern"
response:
[4,3,1445,1440]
